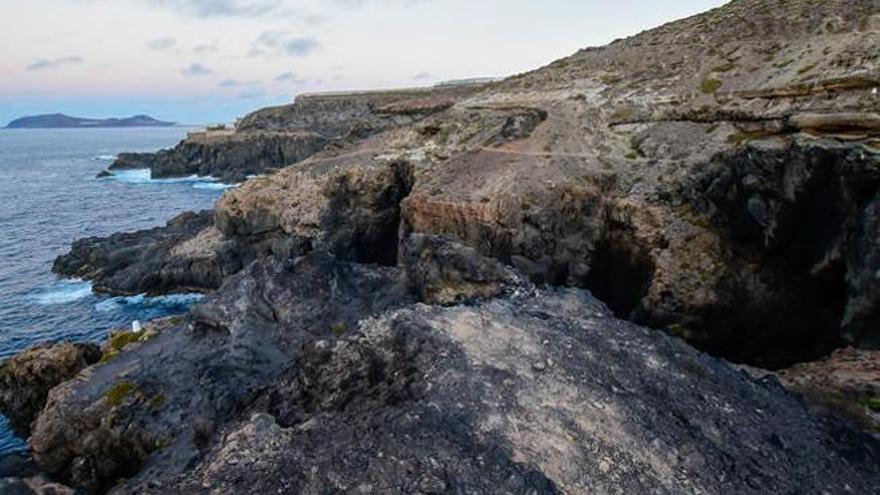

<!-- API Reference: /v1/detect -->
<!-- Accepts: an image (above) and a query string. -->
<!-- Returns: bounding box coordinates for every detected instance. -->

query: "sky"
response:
[0,0,727,126]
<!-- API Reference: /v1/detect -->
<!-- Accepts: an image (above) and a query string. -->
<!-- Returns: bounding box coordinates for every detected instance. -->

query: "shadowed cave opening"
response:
[585,232,655,321]
[323,161,415,267]
[581,143,871,369]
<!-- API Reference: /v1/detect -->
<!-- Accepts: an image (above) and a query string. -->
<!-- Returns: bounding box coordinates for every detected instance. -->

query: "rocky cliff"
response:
[10,0,880,493]
[109,132,328,184]
[104,84,487,183]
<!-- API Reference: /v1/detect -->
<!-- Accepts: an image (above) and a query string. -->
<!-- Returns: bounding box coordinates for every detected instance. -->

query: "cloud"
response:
[193,43,219,54]
[238,88,267,99]
[26,56,84,71]
[220,79,264,89]
[274,71,307,83]
[412,72,431,80]
[251,31,320,58]
[146,0,283,18]
[146,37,177,50]
[181,63,212,76]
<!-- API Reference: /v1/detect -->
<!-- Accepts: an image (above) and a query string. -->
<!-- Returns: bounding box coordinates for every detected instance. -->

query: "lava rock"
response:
[0,342,101,437]
[52,210,232,295]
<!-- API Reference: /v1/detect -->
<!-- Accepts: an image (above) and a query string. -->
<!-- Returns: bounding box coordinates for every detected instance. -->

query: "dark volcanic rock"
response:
[681,140,880,361]
[0,478,34,495]
[29,248,880,494]
[31,253,411,493]
[52,211,231,295]
[171,288,879,494]
[0,342,101,437]
[401,233,523,305]
[110,131,327,183]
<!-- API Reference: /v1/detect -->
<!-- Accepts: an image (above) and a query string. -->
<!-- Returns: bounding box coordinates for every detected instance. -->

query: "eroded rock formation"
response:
[0,343,101,437]
[28,248,880,493]
[104,84,489,184]
[110,132,328,184]
[28,0,880,492]
[52,211,229,295]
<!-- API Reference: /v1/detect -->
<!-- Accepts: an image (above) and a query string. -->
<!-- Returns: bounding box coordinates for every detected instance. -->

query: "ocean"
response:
[0,128,228,454]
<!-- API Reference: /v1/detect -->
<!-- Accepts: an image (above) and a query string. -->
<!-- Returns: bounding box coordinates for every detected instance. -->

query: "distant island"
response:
[5,113,175,129]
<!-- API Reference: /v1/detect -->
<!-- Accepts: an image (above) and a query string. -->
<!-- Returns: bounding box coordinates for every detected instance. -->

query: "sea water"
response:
[0,127,226,453]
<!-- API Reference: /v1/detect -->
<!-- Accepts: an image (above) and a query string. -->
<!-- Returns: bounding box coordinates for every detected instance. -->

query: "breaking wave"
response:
[95,292,204,313]
[99,169,226,188]
[30,279,93,305]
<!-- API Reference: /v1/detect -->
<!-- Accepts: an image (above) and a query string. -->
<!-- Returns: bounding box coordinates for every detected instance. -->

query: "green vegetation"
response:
[711,62,736,73]
[774,59,795,69]
[859,397,880,412]
[797,63,818,75]
[667,323,690,338]
[101,328,159,364]
[700,78,723,94]
[434,125,454,145]
[625,152,639,160]
[99,351,118,364]
[154,435,174,450]
[609,107,635,122]
[727,132,754,146]
[167,315,185,326]
[109,331,141,352]
[329,322,348,337]
[149,394,166,411]
[705,123,720,134]
[599,74,623,85]
[106,381,139,407]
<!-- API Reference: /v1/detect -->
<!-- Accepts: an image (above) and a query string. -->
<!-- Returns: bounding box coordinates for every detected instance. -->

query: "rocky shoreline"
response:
[99,84,488,184]
[3,0,880,493]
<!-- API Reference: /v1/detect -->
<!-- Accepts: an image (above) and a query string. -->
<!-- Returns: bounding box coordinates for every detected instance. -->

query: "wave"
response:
[193,182,238,190]
[94,292,204,313]
[30,279,93,305]
[99,169,224,186]
[93,154,118,161]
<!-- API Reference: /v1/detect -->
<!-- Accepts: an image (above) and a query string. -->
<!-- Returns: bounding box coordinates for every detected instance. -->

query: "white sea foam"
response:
[93,154,118,161]
[100,169,223,186]
[31,279,93,305]
[193,182,238,190]
[95,292,204,312]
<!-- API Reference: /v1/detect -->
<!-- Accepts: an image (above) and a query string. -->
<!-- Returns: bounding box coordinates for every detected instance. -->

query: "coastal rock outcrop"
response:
[31,253,411,493]
[52,211,230,295]
[30,252,880,493]
[109,131,327,184]
[0,342,101,437]
[105,84,489,184]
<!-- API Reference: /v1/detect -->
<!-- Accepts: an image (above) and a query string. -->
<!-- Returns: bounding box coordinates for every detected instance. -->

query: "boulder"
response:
[777,347,880,433]
[0,342,100,437]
